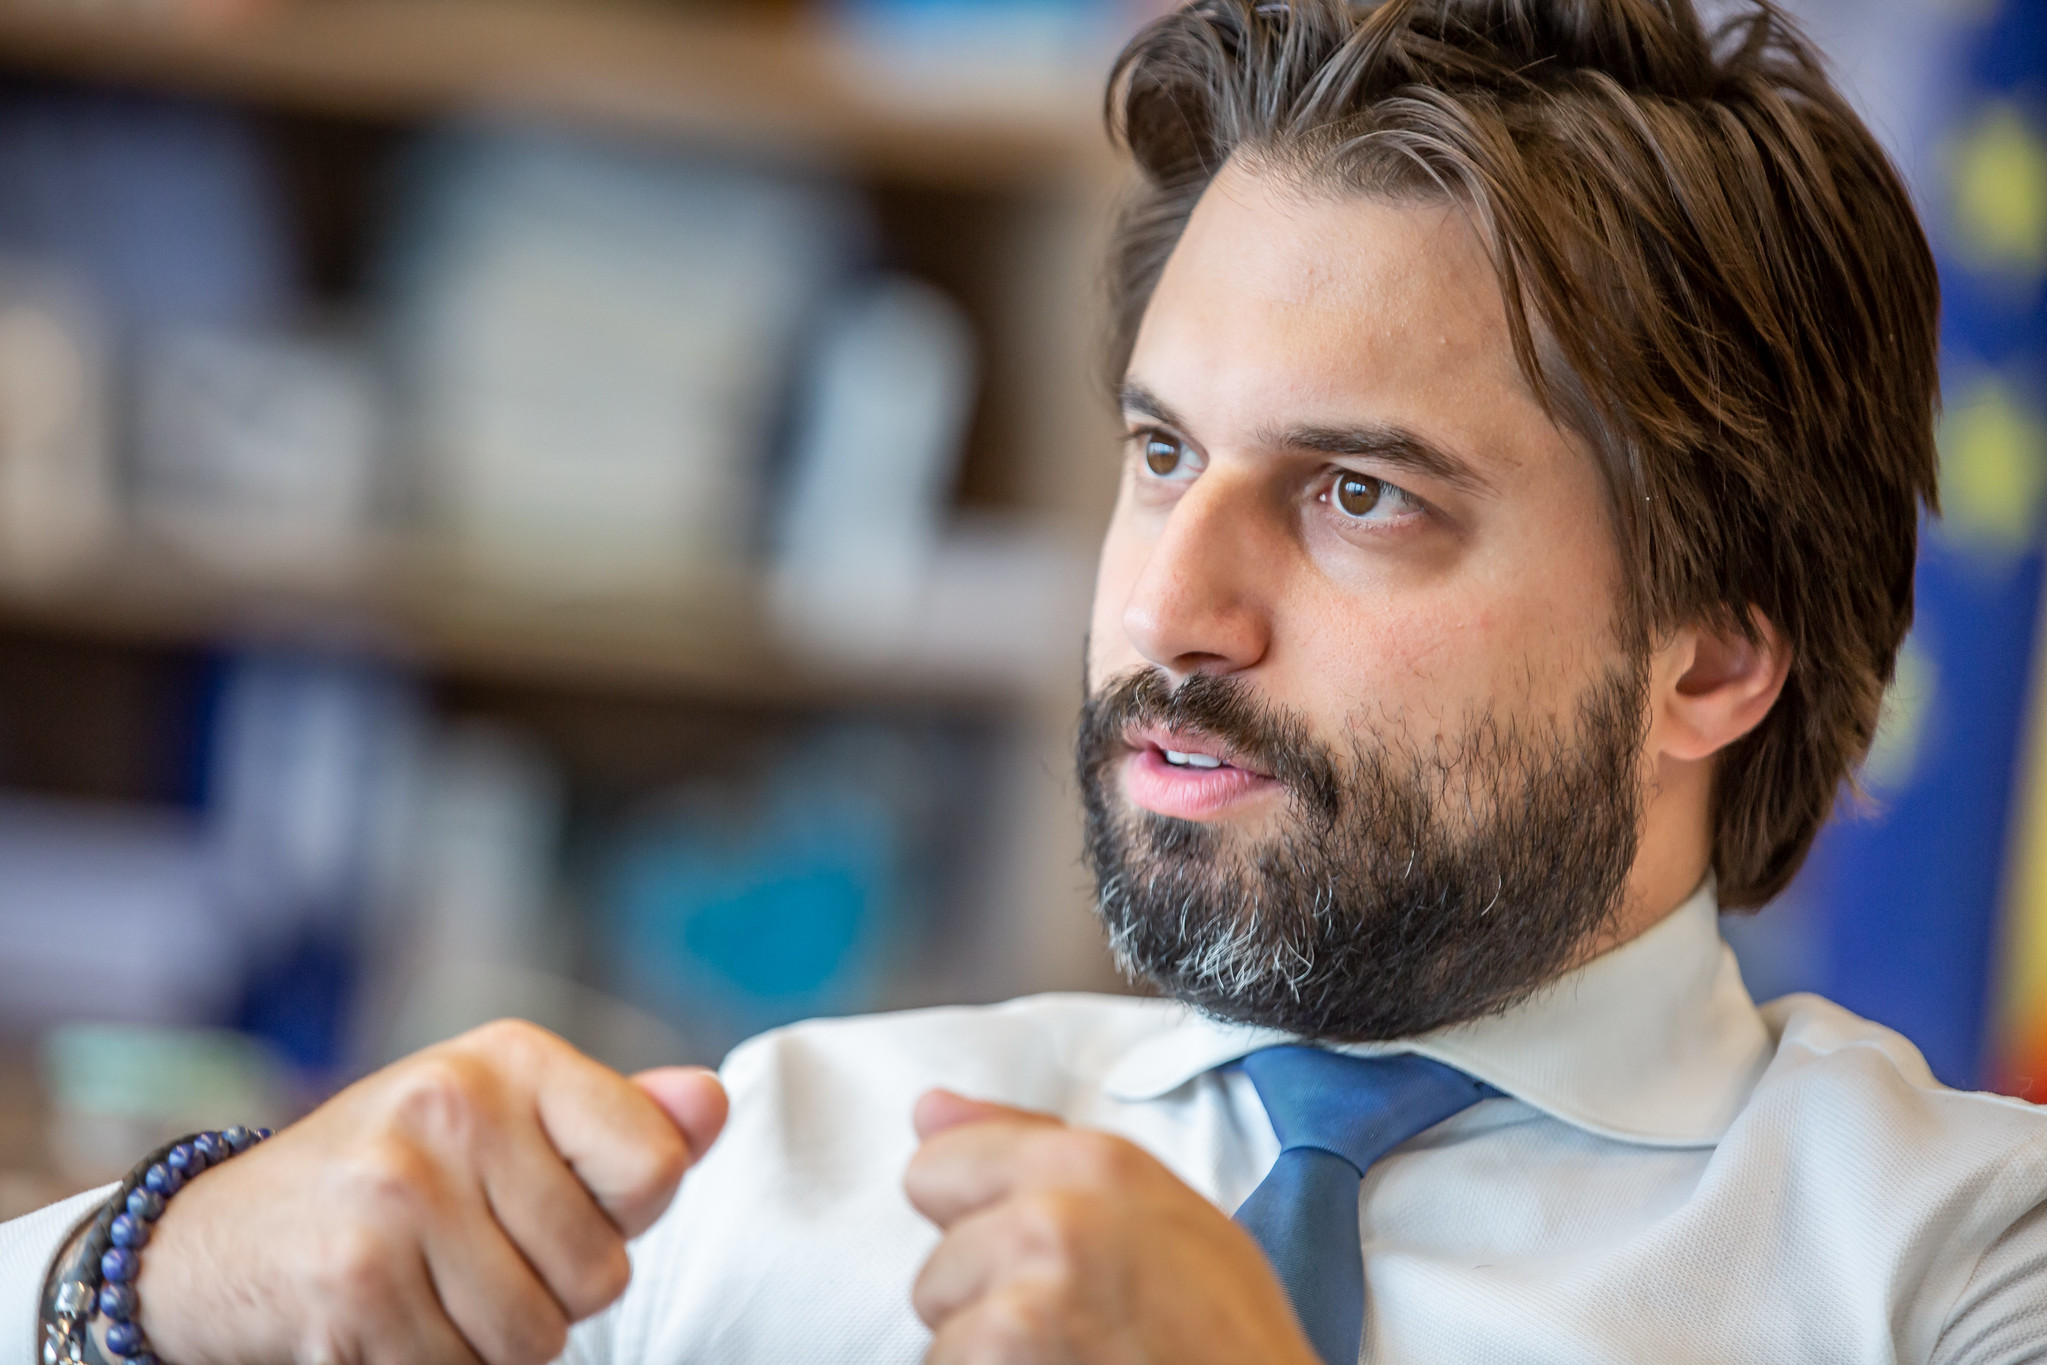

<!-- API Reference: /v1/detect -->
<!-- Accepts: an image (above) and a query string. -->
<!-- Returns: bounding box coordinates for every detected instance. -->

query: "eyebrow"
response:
[1118,382,1183,430]
[1118,381,1494,496]
[1269,421,1494,495]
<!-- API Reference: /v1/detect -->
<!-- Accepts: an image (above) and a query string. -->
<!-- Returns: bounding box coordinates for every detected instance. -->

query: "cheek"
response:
[1291,595,1468,729]
[1469,509,1629,703]
[1285,570,1602,742]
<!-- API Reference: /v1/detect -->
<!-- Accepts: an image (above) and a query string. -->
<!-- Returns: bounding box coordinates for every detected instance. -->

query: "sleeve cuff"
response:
[0,1187,116,1365]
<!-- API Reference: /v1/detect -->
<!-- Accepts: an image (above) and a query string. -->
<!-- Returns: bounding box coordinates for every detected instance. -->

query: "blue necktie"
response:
[1233,1046,1497,1365]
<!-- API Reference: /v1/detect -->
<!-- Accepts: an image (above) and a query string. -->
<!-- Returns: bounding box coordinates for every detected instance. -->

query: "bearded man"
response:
[8,2,2044,1363]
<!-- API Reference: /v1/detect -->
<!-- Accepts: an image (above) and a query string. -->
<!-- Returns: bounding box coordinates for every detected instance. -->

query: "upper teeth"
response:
[1164,749,1223,769]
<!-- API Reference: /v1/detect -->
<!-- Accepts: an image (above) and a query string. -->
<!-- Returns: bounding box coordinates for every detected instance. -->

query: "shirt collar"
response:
[1101,881,1772,1148]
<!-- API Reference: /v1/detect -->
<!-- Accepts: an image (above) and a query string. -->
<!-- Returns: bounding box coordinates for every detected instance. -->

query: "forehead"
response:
[1128,160,1551,459]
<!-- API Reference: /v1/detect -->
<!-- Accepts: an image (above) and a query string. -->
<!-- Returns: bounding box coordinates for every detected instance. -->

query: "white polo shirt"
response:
[5,884,2045,1363]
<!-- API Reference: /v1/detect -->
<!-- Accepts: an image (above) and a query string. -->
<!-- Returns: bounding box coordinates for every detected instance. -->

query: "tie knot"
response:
[1238,1045,1494,1173]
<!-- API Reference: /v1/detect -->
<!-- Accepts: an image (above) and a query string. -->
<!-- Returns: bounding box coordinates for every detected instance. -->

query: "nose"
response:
[1120,472,1274,683]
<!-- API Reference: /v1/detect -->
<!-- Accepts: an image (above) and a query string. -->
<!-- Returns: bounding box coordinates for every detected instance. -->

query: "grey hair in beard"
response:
[1076,662,1649,1041]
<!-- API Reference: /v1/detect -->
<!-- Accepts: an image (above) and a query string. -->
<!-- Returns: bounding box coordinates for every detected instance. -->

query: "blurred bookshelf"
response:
[0,0,1133,1191]
[0,535,1076,709]
[0,0,1127,707]
[0,0,1121,190]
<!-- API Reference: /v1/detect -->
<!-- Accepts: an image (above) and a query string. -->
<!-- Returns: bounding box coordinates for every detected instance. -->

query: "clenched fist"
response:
[134,1019,728,1365]
[904,1091,1319,1365]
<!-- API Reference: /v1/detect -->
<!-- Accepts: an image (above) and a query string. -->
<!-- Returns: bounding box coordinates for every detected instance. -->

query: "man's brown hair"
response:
[1104,0,1942,908]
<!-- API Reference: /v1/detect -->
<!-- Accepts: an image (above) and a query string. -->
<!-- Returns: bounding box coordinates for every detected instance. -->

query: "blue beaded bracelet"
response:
[41,1127,271,1365]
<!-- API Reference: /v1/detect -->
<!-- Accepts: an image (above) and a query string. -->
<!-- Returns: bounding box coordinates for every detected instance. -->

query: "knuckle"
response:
[458,1285,568,1365]
[619,1127,690,1207]
[969,1288,1059,1362]
[1057,1131,1142,1187]
[475,1319,562,1365]
[464,1017,559,1067]
[508,1309,569,1365]
[559,1239,632,1318]
[337,1138,437,1218]
[297,1321,354,1365]
[910,1246,966,1330]
[307,1224,401,1311]
[1012,1193,1089,1277]
[386,1055,489,1142]
[901,1153,945,1214]
[910,1267,942,1328]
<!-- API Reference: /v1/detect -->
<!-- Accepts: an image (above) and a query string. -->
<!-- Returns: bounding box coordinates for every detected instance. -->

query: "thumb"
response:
[913,1088,1063,1142]
[631,1066,730,1162]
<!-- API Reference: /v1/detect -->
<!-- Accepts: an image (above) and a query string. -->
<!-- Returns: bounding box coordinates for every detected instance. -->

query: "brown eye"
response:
[1144,437,1185,476]
[1334,473,1384,517]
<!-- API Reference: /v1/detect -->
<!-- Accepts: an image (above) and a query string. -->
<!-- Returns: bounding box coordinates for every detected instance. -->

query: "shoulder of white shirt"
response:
[721,881,2047,1152]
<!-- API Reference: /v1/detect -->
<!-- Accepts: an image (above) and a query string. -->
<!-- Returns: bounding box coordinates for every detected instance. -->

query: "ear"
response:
[1648,610,1792,764]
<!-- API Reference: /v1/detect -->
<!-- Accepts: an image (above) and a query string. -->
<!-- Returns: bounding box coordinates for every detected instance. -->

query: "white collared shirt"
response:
[5,884,2046,1363]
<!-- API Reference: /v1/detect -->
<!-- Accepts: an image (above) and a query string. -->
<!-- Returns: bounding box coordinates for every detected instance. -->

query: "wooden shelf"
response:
[0,539,1070,712]
[0,0,1119,190]
[0,0,1116,709]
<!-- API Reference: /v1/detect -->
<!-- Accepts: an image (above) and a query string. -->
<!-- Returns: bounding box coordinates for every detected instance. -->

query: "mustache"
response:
[1077,669,1342,823]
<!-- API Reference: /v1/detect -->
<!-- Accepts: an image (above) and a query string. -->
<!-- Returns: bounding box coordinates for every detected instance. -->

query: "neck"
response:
[1594,751,1715,958]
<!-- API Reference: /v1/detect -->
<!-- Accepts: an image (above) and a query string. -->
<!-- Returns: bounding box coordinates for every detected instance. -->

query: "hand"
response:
[903,1091,1319,1365]
[135,1019,728,1365]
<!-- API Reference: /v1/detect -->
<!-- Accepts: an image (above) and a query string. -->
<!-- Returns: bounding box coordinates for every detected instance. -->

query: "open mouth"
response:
[1126,724,1271,774]
[1119,727,1282,820]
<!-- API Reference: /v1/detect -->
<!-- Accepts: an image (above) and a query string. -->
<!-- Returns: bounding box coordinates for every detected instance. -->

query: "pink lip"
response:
[1118,731,1283,821]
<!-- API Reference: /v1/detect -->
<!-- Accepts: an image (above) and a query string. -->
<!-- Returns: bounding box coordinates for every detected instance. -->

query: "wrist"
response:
[38,1129,271,1365]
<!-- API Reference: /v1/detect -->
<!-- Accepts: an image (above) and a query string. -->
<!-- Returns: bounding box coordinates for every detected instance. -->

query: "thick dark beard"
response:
[1077,664,1649,1041]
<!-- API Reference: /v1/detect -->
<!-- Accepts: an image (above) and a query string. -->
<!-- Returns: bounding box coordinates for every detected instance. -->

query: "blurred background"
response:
[0,0,2038,1215]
